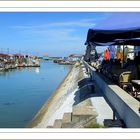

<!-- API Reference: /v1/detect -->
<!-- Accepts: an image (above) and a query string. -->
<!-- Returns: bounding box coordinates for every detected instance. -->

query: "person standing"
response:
[104,48,110,60]
[134,51,140,79]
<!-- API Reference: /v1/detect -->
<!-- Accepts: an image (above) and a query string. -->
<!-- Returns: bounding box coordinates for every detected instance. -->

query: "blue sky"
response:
[0,12,140,57]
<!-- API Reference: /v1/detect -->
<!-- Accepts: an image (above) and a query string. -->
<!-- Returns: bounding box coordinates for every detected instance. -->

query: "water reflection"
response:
[35,68,39,74]
[0,61,71,128]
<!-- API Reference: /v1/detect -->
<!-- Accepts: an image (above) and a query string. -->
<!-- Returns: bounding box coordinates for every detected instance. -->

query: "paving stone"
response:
[73,106,97,116]
[74,98,92,107]
[53,119,62,128]
[72,115,96,124]
[62,112,72,123]
[47,126,53,128]
[61,122,74,128]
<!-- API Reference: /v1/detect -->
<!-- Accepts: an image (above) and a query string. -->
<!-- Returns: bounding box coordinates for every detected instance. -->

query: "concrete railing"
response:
[83,61,140,128]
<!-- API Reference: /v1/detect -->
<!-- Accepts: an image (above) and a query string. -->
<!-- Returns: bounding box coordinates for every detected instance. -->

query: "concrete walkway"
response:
[46,67,114,127]
[81,66,114,126]
[45,88,78,126]
[90,87,113,125]
[29,63,114,128]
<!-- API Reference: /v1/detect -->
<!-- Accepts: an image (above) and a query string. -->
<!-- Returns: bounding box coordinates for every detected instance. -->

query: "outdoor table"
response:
[131,80,140,85]
[131,80,140,97]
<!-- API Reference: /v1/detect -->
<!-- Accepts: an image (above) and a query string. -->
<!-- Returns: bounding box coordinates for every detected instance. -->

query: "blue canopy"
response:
[85,13,140,45]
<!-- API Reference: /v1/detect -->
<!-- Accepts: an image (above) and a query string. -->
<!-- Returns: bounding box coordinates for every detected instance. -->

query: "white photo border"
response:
[0,0,140,139]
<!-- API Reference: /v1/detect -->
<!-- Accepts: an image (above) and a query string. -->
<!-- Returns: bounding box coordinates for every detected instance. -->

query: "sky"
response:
[0,12,140,57]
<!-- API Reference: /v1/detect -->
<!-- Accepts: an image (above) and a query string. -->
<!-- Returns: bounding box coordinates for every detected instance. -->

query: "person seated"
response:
[117,52,123,60]
[94,59,102,72]
[124,58,132,68]
[134,51,140,79]
[101,60,110,74]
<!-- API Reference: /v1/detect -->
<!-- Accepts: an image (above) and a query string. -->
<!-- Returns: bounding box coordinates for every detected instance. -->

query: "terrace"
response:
[84,27,140,101]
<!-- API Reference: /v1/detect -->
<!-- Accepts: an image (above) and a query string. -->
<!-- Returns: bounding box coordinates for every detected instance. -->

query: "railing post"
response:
[113,109,116,121]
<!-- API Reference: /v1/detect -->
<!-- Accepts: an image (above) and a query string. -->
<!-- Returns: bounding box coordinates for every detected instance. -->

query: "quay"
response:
[28,62,82,128]
[27,62,119,128]
[84,61,140,128]
[28,61,140,128]
[82,26,140,127]
[0,53,40,72]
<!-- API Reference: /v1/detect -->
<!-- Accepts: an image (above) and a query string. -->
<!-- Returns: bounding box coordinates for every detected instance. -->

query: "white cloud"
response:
[11,18,95,45]
[18,28,81,42]
[12,26,84,43]
[48,19,96,27]
[12,18,96,30]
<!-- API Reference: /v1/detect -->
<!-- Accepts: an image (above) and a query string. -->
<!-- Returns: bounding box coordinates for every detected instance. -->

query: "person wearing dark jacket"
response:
[134,51,140,79]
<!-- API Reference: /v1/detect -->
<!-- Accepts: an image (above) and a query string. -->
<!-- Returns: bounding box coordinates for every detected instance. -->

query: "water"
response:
[0,61,71,128]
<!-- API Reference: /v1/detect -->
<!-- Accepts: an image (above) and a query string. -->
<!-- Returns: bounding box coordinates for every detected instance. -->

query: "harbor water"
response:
[0,61,71,128]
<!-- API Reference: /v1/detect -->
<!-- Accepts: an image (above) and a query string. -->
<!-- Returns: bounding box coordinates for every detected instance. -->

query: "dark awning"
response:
[114,39,140,46]
[94,38,140,46]
[86,27,140,44]
[93,38,140,46]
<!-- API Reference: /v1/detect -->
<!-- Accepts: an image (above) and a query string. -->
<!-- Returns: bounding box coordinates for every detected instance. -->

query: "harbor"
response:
[0,12,140,129]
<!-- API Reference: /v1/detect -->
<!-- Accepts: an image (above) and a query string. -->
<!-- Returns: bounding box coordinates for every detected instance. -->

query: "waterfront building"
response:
[43,54,49,60]
[0,53,10,60]
[68,54,83,61]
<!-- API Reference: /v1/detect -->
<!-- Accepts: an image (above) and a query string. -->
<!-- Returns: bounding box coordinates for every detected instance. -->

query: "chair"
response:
[119,71,133,94]
[119,71,131,83]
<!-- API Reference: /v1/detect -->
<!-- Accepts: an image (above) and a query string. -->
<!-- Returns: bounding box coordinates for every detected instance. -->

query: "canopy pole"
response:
[122,42,125,68]
[122,45,124,68]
